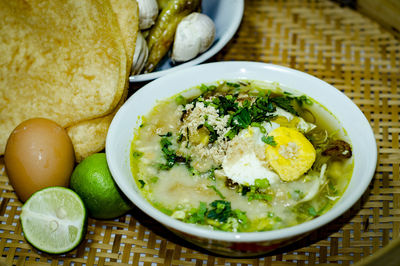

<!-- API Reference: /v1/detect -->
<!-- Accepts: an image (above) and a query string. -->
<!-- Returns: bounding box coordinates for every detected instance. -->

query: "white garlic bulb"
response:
[137,0,158,30]
[131,32,149,75]
[171,12,216,62]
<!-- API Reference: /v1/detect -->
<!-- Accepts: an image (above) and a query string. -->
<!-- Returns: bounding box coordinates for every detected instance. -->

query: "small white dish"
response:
[129,0,244,82]
[107,62,377,256]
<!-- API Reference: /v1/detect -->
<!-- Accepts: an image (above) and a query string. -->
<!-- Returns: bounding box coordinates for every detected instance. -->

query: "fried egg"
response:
[266,127,316,181]
[222,126,280,186]
[221,110,317,185]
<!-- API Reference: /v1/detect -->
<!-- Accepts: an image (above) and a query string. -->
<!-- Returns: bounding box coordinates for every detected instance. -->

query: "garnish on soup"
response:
[130,80,353,232]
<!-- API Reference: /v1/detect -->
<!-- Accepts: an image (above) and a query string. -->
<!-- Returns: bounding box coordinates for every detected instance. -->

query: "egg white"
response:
[221,109,316,186]
[222,127,280,186]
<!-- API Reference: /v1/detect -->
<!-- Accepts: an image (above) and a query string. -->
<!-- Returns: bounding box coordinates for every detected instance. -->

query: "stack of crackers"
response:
[0,0,139,161]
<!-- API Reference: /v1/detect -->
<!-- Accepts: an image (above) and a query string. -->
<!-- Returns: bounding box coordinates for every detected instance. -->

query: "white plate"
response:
[129,0,244,82]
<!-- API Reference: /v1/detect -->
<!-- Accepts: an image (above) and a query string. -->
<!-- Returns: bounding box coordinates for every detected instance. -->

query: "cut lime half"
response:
[20,187,87,254]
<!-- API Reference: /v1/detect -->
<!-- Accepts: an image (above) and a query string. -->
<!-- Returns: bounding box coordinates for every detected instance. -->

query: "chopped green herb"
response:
[294,189,305,199]
[138,179,145,188]
[177,133,184,142]
[294,95,313,106]
[212,97,220,105]
[199,83,217,94]
[206,167,220,181]
[328,181,338,195]
[150,176,159,183]
[158,134,189,170]
[175,95,186,105]
[200,84,208,93]
[248,193,272,202]
[262,135,277,146]
[186,160,198,176]
[231,108,251,129]
[254,178,270,189]
[187,202,207,224]
[132,151,143,159]
[267,212,282,222]
[240,183,272,202]
[215,95,238,115]
[158,132,172,137]
[204,121,218,143]
[242,99,251,108]
[225,129,237,140]
[270,96,298,115]
[308,206,318,216]
[207,200,232,223]
[239,185,251,196]
[226,82,240,88]
[251,122,266,133]
[208,185,226,199]
[233,209,248,224]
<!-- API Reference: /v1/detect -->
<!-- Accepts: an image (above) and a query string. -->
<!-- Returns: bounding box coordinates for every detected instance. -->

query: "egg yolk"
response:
[266,127,316,181]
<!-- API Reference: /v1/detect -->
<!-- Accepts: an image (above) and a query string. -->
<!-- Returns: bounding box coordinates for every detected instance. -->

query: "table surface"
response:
[1,0,400,265]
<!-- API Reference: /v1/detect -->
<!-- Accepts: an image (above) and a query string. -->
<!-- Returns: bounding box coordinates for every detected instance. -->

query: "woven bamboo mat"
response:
[1,0,399,265]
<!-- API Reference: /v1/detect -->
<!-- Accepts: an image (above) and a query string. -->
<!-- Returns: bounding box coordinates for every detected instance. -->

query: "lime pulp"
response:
[20,186,87,254]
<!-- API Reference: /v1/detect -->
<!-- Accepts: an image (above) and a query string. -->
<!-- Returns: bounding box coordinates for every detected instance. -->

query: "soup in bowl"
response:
[106,62,377,256]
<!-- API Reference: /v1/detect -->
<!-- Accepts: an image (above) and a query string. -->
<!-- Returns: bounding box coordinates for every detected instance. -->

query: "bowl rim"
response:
[128,0,245,82]
[107,61,377,242]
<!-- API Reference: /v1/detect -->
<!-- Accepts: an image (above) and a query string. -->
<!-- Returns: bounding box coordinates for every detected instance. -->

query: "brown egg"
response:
[4,118,75,202]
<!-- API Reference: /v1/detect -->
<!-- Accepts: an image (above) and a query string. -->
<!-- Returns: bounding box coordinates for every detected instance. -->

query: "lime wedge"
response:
[20,187,87,254]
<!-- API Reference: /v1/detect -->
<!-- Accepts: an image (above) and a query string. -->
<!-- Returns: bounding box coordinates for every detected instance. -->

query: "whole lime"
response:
[70,153,132,219]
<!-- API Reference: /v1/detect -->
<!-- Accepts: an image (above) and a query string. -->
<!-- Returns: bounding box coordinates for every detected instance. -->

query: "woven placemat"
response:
[1,0,399,265]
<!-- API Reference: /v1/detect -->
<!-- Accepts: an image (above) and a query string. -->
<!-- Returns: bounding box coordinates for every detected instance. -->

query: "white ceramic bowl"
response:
[129,0,244,82]
[106,62,377,256]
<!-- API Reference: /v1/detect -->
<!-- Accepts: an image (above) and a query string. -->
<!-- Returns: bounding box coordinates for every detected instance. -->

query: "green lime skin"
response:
[70,153,133,219]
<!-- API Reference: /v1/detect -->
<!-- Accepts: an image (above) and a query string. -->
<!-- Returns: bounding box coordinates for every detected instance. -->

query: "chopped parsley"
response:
[232,108,251,129]
[251,122,267,133]
[262,135,277,146]
[247,193,272,202]
[200,83,217,93]
[295,95,313,106]
[186,202,207,224]
[182,200,248,232]
[207,200,232,222]
[254,178,270,189]
[208,185,225,199]
[158,133,190,170]
[239,179,272,202]
[226,82,240,88]
[293,189,305,200]
[132,150,143,159]
[270,96,298,115]
[203,121,218,143]
[150,176,159,183]
[138,179,146,188]
[308,206,318,216]
[328,181,338,195]
[158,132,172,137]
[175,95,186,105]
[195,87,303,141]
[249,96,276,123]
[215,94,238,116]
